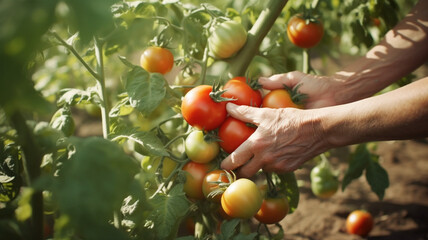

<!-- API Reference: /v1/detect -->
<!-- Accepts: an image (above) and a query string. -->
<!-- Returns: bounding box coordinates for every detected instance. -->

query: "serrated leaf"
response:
[57,88,94,106]
[111,131,169,157]
[147,184,189,239]
[123,67,166,116]
[275,172,299,213]
[109,96,134,117]
[366,157,389,200]
[342,144,370,191]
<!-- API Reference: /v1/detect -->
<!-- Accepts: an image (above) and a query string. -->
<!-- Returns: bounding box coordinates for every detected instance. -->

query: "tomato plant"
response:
[254,197,289,224]
[182,161,213,200]
[221,178,263,219]
[287,14,324,49]
[222,77,262,107]
[208,20,247,59]
[218,117,256,153]
[140,46,174,74]
[0,0,409,238]
[346,210,374,237]
[202,169,230,202]
[185,130,219,164]
[181,85,228,131]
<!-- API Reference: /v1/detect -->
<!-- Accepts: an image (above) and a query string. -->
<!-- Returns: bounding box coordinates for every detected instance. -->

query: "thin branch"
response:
[51,32,101,80]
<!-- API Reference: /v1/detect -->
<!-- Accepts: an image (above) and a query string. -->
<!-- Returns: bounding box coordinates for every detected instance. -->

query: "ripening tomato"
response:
[254,197,289,224]
[287,14,324,49]
[140,46,174,74]
[181,85,227,131]
[221,178,263,219]
[222,77,262,107]
[218,117,256,153]
[262,89,303,109]
[202,169,230,202]
[182,161,213,200]
[141,156,178,179]
[185,130,220,164]
[208,20,248,59]
[346,210,374,237]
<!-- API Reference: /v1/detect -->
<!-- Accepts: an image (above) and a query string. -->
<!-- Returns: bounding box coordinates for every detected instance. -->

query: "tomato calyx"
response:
[206,170,236,199]
[283,83,308,107]
[209,82,237,103]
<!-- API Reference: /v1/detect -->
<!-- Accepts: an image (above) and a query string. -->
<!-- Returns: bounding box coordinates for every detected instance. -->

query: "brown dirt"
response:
[279,140,428,240]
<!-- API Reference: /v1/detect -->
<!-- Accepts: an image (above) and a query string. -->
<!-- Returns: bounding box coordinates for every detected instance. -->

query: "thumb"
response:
[226,103,266,126]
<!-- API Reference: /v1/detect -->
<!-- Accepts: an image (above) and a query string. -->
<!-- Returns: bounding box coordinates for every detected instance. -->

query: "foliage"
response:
[0,0,418,239]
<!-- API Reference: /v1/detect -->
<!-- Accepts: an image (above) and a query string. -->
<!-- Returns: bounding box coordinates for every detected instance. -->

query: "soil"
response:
[278,140,428,240]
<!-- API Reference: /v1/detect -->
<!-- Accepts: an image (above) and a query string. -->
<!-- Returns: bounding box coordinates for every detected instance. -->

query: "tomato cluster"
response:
[177,76,299,227]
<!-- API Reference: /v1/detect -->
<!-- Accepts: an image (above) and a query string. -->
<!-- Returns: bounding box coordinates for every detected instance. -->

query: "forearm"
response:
[319,77,428,147]
[332,0,428,105]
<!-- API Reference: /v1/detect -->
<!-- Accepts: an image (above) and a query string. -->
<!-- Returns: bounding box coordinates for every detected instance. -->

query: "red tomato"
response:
[181,85,227,131]
[218,117,256,153]
[287,14,324,49]
[262,89,303,109]
[254,197,289,224]
[202,169,230,202]
[222,77,262,107]
[221,178,263,219]
[346,210,374,237]
[182,161,213,200]
[140,46,174,74]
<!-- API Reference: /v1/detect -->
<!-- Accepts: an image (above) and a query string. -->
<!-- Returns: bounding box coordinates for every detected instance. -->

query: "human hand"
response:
[259,71,342,109]
[220,103,329,178]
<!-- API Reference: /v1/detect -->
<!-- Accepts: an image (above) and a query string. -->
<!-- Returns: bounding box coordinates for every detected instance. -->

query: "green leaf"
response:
[147,184,190,239]
[220,219,240,240]
[111,131,169,157]
[109,96,134,117]
[0,143,21,202]
[233,233,258,240]
[342,144,370,191]
[123,66,166,116]
[54,137,138,240]
[366,156,389,200]
[275,172,299,213]
[57,88,96,107]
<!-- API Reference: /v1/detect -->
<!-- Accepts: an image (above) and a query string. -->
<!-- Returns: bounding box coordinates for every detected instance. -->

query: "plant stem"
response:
[51,32,101,80]
[302,48,310,74]
[94,37,110,139]
[228,0,289,77]
[10,112,44,240]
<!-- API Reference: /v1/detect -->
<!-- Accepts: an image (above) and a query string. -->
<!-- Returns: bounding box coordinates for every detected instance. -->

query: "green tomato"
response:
[310,162,339,199]
[208,20,247,59]
[141,156,178,179]
[185,130,219,164]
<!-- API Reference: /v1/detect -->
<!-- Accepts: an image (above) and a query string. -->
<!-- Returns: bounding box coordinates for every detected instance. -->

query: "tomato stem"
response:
[302,48,310,74]
[94,37,110,140]
[50,32,101,81]
[228,0,289,77]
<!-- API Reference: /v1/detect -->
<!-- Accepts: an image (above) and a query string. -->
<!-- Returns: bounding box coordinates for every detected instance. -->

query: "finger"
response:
[220,140,254,171]
[259,71,307,90]
[226,103,267,126]
[235,154,266,178]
